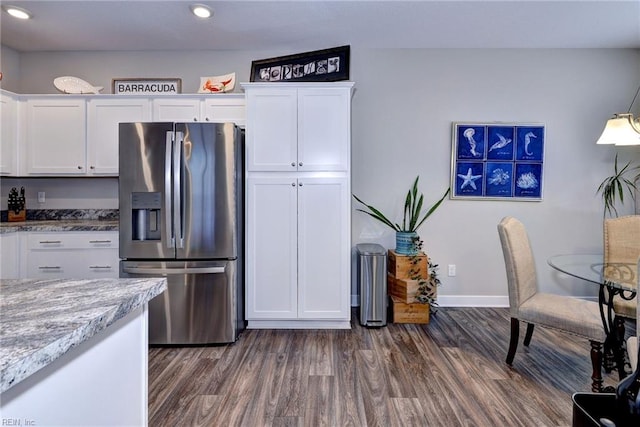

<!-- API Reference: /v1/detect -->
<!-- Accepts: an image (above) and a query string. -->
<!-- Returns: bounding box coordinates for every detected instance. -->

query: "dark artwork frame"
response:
[250,45,350,83]
[450,122,545,201]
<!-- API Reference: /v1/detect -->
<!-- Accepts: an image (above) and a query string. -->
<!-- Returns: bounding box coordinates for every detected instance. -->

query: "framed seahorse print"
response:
[450,122,545,201]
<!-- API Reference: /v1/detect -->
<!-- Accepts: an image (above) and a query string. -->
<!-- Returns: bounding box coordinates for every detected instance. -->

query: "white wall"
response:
[3,46,639,304]
[0,177,118,210]
[0,45,20,92]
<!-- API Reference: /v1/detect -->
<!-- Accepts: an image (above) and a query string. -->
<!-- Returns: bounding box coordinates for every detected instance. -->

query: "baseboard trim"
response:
[351,294,509,308]
[352,294,595,308]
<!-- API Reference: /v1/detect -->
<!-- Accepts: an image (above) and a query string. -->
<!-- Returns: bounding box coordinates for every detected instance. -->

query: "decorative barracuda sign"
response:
[112,78,182,95]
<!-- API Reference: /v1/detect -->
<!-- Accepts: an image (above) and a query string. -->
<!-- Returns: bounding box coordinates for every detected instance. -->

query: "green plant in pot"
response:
[353,176,450,255]
[596,153,640,217]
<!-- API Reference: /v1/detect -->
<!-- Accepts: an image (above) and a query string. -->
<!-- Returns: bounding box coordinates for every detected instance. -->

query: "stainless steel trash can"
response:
[357,243,388,327]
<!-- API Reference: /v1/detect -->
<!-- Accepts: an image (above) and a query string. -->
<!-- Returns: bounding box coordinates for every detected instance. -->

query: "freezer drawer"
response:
[120,260,244,344]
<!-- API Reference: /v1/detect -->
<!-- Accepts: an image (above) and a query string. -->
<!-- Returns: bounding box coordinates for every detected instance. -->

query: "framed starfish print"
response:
[450,122,545,200]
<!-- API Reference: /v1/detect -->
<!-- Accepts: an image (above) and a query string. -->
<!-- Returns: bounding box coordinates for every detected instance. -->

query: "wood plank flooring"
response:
[148,308,635,426]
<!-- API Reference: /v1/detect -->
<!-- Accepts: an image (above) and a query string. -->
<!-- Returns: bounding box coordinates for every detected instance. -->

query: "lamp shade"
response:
[596,114,640,146]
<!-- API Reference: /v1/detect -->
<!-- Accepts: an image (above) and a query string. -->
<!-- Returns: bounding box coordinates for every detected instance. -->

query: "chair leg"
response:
[589,340,603,393]
[523,323,535,346]
[614,315,626,344]
[506,317,520,365]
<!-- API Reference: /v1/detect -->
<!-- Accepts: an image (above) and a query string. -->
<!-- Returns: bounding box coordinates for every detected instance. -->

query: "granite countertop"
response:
[0,219,119,233]
[0,277,167,393]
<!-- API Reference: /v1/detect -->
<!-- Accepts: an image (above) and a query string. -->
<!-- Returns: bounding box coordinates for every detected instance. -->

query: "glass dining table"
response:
[548,253,637,383]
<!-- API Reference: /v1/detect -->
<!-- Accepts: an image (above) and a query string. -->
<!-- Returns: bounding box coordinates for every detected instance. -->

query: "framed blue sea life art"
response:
[450,122,544,201]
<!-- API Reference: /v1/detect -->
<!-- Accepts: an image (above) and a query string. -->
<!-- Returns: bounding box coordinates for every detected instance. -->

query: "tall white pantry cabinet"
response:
[242,82,354,329]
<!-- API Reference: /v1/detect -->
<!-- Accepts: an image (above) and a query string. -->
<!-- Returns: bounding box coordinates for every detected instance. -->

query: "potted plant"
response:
[409,237,442,312]
[353,176,450,255]
[596,153,640,217]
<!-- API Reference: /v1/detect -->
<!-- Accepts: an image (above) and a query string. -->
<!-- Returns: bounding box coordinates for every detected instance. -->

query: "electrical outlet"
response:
[37,192,45,203]
[448,264,456,277]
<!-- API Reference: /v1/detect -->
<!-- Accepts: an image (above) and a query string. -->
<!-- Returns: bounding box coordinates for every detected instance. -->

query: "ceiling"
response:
[1,0,639,53]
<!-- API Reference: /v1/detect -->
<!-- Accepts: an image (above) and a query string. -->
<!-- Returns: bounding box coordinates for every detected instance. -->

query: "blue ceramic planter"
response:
[395,231,419,255]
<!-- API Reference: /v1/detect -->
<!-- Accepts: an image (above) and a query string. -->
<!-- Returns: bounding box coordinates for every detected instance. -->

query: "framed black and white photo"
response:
[250,45,350,83]
[450,122,545,201]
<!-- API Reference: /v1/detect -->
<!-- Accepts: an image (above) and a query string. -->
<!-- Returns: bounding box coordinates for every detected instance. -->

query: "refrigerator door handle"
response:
[165,131,175,248]
[173,131,184,249]
[122,266,226,275]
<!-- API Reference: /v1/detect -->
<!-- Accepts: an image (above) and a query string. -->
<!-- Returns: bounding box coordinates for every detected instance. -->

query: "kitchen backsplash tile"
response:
[0,209,118,222]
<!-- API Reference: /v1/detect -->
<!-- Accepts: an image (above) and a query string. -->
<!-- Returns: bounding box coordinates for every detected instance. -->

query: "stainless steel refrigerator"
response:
[118,122,244,345]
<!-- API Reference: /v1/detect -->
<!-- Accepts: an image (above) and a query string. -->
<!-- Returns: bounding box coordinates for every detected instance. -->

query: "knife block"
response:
[8,209,26,222]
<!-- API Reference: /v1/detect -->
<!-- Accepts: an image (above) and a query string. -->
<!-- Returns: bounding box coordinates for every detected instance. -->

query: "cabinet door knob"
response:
[298,182,303,187]
[194,118,198,121]
[291,182,296,187]
[299,162,303,167]
[77,166,83,169]
[205,117,210,121]
[291,162,296,167]
[90,166,95,170]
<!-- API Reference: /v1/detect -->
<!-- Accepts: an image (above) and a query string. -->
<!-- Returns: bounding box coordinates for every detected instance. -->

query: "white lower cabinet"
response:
[25,232,119,279]
[246,175,350,328]
[0,233,21,279]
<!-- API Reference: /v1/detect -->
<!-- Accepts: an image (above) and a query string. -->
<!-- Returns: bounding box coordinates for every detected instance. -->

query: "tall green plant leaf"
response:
[353,176,450,232]
[596,153,639,217]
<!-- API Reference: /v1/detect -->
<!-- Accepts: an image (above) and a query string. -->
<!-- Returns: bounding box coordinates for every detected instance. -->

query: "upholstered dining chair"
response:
[498,216,607,392]
[603,215,640,342]
[627,261,640,372]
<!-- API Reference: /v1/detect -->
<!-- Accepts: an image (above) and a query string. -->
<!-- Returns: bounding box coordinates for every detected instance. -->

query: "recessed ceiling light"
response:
[190,4,212,19]
[3,5,32,20]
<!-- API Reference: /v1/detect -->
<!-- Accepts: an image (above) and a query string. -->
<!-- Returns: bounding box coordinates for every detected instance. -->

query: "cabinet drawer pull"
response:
[89,265,112,269]
[89,240,112,244]
[39,240,62,244]
[39,266,61,270]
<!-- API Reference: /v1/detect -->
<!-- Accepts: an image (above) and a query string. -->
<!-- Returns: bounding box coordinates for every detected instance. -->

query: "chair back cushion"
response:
[498,217,538,316]
[604,215,640,286]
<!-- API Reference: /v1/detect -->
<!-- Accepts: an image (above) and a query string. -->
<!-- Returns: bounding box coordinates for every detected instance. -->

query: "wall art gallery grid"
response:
[450,122,545,201]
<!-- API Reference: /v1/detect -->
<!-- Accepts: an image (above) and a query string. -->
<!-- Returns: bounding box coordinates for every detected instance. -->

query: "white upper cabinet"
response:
[1,92,18,175]
[245,84,352,172]
[297,88,351,171]
[152,98,201,122]
[87,98,152,175]
[245,88,298,171]
[202,96,246,126]
[25,97,87,175]
[152,95,245,125]
[14,93,244,177]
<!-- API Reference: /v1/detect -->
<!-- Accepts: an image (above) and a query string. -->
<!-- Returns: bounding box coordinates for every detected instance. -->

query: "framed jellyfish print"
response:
[450,122,544,201]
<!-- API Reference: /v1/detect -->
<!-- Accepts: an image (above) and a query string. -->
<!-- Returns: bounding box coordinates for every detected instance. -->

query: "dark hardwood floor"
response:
[148,308,634,426]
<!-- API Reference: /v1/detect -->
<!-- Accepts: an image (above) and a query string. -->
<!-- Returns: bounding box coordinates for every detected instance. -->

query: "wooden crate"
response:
[387,250,428,280]
[387,273,419,303]
[388,274,438,304]
[391,295,430,324]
